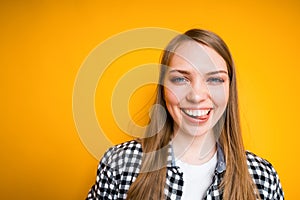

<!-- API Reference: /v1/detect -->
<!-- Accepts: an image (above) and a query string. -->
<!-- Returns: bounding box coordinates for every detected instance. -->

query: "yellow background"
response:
[1,0,299,199]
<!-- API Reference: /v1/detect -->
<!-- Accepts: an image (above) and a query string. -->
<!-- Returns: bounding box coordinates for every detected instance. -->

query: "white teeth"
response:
[184,109,210,117]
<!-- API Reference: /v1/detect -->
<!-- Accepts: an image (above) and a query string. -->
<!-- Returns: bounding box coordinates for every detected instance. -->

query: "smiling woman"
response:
[164,42,229,140]
[163,41,230,168]
[86,29,284,200]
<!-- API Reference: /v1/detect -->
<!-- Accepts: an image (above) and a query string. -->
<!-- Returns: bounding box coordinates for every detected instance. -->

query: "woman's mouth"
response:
[181,108,211,120]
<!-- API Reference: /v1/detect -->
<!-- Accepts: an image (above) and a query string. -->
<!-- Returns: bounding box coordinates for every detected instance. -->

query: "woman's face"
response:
[163,41,229,137]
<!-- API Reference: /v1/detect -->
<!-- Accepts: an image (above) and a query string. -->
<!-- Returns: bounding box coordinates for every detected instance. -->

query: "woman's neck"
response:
[171,128,217,165]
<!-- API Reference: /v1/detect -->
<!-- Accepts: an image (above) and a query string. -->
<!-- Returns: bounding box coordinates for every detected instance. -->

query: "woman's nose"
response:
[186,81,209,103]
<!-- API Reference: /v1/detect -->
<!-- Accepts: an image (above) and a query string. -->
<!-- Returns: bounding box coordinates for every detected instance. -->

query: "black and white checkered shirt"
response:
[86,140,284,200]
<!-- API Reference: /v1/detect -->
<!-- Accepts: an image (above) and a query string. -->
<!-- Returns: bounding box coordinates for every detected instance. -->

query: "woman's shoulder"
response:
[99,140,143,171]
[104,140,142,156]
[245,151,284,199]
[245,151,277,174]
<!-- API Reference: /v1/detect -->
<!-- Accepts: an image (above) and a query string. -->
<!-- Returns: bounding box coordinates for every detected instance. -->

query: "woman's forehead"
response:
[169,41,227,73]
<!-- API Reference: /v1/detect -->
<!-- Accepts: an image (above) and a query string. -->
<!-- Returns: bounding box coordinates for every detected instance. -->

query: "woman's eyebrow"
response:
[168,69,190,75]
[169,69,227,76]
[206,70,228,75]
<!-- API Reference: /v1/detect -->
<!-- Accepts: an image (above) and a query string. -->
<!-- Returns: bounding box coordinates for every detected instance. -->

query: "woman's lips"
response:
[181,108,212,121]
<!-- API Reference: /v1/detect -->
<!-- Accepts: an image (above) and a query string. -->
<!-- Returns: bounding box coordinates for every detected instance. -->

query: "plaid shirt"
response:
[86,140,284,200]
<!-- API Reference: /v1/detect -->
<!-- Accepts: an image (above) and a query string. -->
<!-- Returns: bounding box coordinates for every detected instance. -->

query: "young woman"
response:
[86,29,284,200]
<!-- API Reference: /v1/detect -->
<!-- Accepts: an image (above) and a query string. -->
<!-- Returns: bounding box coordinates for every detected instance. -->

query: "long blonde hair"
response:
[126,29,260,200]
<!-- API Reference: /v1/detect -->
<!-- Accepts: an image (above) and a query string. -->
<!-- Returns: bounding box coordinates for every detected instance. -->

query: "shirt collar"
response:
[167,143,175,167]
[215,143,226,173]
[168,142,226,174]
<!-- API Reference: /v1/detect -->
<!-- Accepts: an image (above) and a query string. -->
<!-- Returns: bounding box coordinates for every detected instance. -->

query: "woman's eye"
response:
[207,77,225,84]
[170,77,189,84]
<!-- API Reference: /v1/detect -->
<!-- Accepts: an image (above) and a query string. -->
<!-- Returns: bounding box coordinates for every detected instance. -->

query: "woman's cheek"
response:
[164,86,187,105]
[164,88,179,106]
[208,85,229,108]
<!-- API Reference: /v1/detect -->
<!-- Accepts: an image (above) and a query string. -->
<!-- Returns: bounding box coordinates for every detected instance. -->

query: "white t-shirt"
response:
[175,152,217,200]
